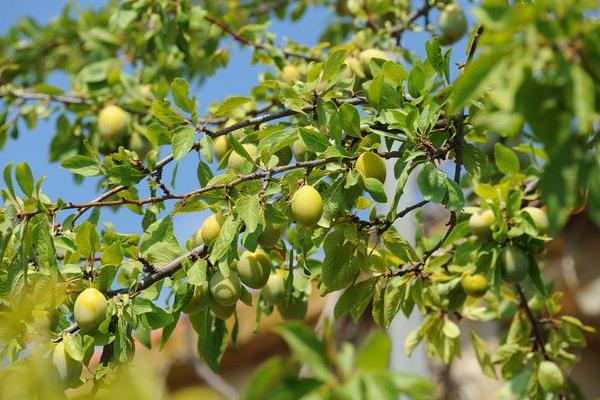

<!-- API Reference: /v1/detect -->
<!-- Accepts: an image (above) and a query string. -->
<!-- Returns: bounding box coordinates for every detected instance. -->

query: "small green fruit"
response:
[208,295,236,320]
[292,140,308,161]
[522,207,549,234]
[469,209,495,238]
[74,288,107,333]
[129,132,151,159]
[537,361,564,393]
[257,221,283,248]
[282,65,300,83]
[277,295,308,320]
[228,143,257,170]
[237,250,272,289]
[501,246,530,283]
[191,228,204,248]
[98,105,129,141]
[213,135,230,160]
[52,340,82,384]
[262,270,286,304]
[200,214,226,244]
[358,48,389,65]
[183,282,209,315]
[438,4,468,45]
[461,274,488,297]
[356,151,386,183]
[291,185,323,226]
[209,271,241,307]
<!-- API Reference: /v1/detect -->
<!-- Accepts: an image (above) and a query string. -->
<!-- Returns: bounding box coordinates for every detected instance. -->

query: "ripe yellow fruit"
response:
[359,48,389,65]
[237,250,272,289]
[213,135,230,160]
[292,140,308,161]
[52,340,82,384]
[291,185,323,226]
[258,221,283,248]
[537,361,564,393]
[522,207,549,234]
[200,214,226,244]
[209,271,241,307]
[282,65,301,83]
[356,151,387,183]
[262,270,286,304]
[183,282,209,315]
[277,295,308,320]
[129,132,151,160]
[346,56,365,78]
[438,4,468,44]
[98,105,129,141]
[501,246,530,283]
[461,274,488,297]
[208,296,236,320]
[469,209,495,238]
[276,147,292,166]
[228,143,257,170]
[74,288,107,333]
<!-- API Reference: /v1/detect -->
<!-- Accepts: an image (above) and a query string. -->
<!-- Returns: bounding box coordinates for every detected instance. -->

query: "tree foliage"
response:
[0,0,599,398]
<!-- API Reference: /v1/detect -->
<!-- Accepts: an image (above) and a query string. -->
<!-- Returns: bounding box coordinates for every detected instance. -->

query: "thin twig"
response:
[515,283,548,359]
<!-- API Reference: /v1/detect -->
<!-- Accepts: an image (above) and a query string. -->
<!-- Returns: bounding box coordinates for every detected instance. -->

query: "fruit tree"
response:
[0,0,599,398]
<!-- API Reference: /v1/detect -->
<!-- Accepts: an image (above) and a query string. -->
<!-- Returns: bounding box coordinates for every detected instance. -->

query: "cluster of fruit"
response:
[461,206,549,297]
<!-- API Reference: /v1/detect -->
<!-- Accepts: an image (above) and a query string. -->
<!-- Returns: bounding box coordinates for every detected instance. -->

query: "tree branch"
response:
[515,283,548,359]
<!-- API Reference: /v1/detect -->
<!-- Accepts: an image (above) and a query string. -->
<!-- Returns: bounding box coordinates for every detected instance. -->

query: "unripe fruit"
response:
[208,296,236,320]
[438,4,468,45]
[209,271,241,307]
[500,246,530,283]
[469,209,495,238]
[537,361,564,393]
[213,135,230,160]
[237,250,272,289]
[52,341,82,384]
[461,274,488,297]
[277,295,308,320]
[276,147,292,166]
[98,105,129,141]
[183,282,209,315]
[262,270,286,304]
[346,56,365,78]
[522,207,549,234]
[257,221,283,248]
[356,151,387,183]
[228,143,257,170]
[200,214,226,244]
[292,140,308,161]
[74,288,107,333]
[191,228,204,248]
[129,132,151,159]
[282,65,301,84]
[358,48,389,65]
[291,185,323,226]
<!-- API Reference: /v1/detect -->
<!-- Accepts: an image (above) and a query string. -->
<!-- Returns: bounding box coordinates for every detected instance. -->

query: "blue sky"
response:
[1,1,472,242]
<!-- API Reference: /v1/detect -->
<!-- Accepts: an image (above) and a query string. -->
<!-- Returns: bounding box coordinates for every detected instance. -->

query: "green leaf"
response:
[407,63,425,98]
[364,178,387,203]
[449,52,503,113]
[356,331,391,371]
[151,100,185,126]
[494,142,519,174]
[471,332,497,378]
[209,216,240,263]
[366,75,384,110]
[61,155,100,176]
[214,96,252,117]
[171,78,193,113]
[338,103,361,138]
[321,49,348,84]
[417,162,447,203]
[275,322,335,382]
[382,61,407,86]
[236,195,261,234]
[383,277,404,328]
[571,64,595,133]
[298,127,329,153]
[425,38,445,79]
[322,241,358,292]
[190,309,228,371]
[63,334,84,362]
[172,126,195,161]
[334,278,376,322]
[444,179,464,211]
[146,123,172,146]
[14,162,34,196]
